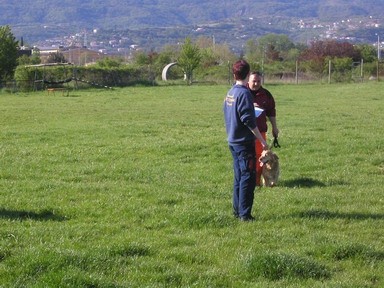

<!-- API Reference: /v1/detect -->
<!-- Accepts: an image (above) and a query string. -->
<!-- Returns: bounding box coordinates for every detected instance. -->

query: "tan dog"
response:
[259,150,280,187]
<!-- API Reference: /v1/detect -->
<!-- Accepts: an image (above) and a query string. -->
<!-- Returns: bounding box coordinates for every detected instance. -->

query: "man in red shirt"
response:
[248,71,279,186]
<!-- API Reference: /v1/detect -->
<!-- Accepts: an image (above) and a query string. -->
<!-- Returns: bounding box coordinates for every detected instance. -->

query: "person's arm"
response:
[262,88,279,139]
[250,126,268,150]
[268,116,279,138]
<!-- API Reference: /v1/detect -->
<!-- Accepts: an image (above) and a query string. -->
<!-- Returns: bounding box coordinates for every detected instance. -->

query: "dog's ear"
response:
[273,153,279,160]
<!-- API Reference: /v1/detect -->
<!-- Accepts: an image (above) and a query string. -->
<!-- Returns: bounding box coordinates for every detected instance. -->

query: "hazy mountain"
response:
[2,0,383,28]
[1,0,384,49]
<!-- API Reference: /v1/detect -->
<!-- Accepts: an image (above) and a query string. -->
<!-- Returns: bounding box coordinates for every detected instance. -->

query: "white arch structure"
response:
[161,62,178,81]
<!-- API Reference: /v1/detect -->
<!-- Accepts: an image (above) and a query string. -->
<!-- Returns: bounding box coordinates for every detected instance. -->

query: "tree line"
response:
[0,25,381,91]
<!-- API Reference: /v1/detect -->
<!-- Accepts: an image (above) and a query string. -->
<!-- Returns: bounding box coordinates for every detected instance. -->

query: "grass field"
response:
[0,83,383,287]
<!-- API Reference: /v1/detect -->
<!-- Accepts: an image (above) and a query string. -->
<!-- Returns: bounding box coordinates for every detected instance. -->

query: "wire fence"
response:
[1,60,384,92]
[260,60,384,85]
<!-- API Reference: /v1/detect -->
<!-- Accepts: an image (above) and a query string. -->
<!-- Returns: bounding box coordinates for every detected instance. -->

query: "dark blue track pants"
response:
[229,142,256,218]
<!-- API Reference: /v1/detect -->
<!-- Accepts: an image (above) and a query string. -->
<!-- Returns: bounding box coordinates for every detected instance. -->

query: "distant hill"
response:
[2,0,384,49]
[2,0,384,28]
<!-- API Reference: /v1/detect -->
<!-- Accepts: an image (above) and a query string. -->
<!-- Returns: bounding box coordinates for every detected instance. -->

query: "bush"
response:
[195,64,231,84]
[14,66,43,91]
[13,64,157,91]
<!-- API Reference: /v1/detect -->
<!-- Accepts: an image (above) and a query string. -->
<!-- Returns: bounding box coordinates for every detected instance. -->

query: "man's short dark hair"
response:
[232,60,250,80]
[250,71,263,77]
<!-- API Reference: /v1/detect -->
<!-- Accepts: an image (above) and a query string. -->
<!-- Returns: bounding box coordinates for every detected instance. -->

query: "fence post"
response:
[361,59,364,81]
[328,59,331,84]
[377,60,380,82]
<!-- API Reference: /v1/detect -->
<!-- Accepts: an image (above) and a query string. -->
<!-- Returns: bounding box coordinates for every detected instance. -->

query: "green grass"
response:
[0,83,383,287]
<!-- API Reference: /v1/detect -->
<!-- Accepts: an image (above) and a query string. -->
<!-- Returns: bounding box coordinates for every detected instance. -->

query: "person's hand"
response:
[272,128,279,138]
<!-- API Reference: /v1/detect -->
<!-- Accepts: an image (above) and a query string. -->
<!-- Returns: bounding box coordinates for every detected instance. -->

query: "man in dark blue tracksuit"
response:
[223,60,268,221]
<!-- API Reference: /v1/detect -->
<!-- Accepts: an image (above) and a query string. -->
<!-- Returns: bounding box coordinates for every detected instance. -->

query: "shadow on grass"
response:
[280,177,348,188]
[295,209,384,220]
[280,177,326,188]
[0,208,67,221]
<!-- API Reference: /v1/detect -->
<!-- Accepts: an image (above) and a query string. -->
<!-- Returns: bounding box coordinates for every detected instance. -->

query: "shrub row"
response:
[13,65,155,91]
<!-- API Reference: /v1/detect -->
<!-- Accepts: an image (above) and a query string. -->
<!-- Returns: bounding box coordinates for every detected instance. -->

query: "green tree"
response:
[31,49,42,65]
[244,38,263,68]
[326,57,353,82]
[156,45,183,80]
[17,55,32,66]
[193,36,236,83]
[245,34,297,75]
[0,25,19,82]
[355,44,376,63]
[132,50,151,66]
[257,34,295,63]
[17,53,41,66]
[177,37,201,85]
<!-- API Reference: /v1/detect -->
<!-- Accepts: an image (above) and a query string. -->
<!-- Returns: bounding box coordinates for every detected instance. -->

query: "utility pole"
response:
[377,34,381,60]
[376,34,380,82]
